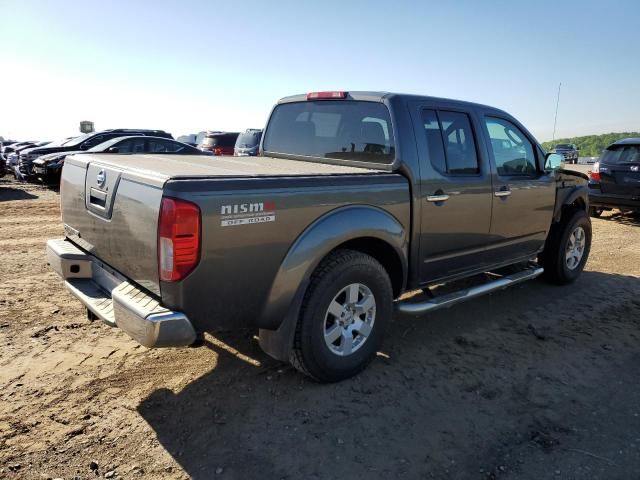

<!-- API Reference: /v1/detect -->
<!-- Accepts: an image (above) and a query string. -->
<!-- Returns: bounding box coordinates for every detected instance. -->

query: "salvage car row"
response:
[0,128,263,185]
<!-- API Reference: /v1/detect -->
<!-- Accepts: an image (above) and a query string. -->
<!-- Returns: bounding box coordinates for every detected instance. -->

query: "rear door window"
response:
[420,109,479,175]
[263,101,395,164]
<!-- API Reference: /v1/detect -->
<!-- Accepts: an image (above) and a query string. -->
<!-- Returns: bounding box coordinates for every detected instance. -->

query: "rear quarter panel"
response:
[161,174,410,331]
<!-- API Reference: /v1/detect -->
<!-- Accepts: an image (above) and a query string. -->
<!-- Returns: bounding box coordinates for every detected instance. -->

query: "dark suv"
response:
[588,137,640,216]
[198,132,239,156]
[234,129,263,156]
[552,143,579,164]
[18,129,173,177]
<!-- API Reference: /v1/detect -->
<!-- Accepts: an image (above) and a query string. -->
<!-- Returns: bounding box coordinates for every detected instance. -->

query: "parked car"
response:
[198,132,239,156]
[588,137,640,216]
[2,141,37,164]
[47,90,590,382]
[20,129,173,176]
[32,136,206,184]
[234,129,263,156]
[552,143,579,164]
[10,141,51,178]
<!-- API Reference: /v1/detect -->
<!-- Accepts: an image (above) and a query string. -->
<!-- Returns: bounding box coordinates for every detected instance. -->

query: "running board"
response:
[397,266,544,315]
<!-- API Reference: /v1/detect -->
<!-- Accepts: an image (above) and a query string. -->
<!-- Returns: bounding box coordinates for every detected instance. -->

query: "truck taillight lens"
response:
[589,162,601,182]
[213,147,223,156]
[158,197,201,282]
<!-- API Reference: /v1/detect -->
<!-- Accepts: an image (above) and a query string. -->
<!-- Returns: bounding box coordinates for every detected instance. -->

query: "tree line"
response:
[542,132,640,157]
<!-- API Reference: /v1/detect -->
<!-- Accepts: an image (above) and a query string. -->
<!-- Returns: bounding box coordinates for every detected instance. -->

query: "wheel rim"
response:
[323,283,376,357]
[565,226,586,270]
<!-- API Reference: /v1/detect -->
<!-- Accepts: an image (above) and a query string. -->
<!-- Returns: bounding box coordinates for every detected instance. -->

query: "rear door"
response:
[411,103,494,283]
[480,114,555,262]
[599,144,640,196]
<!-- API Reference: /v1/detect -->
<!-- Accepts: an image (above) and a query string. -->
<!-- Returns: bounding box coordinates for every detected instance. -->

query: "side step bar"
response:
[397,266,544,315]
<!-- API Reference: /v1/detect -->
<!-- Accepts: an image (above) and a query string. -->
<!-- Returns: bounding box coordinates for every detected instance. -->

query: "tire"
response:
[290,249,393,382]
[589,207,603,217]
[539,209,591,285]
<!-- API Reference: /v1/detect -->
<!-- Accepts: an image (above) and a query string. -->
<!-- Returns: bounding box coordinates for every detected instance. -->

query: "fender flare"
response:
[553,185,589,223]
[258,205,408,361]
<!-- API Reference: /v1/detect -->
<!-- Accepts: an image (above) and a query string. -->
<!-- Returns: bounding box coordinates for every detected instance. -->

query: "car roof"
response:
[611,137,640,146]
[277,91,508,114]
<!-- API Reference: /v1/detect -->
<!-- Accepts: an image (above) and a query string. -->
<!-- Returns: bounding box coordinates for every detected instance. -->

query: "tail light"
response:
[589,162,601,182]
[158,197,201,282]
[307,91,347,100]
[213,147,224,156]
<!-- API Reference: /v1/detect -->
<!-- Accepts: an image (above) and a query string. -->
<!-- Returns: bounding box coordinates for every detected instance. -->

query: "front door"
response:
[481,115,555,262]
[413,106,494,283]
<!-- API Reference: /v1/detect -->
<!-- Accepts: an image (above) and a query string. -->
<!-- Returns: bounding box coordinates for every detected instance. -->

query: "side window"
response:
[421,109,447,173]
[484,117,536,176]
[82,135,105,150]
[149,139,182,153]
[421,109,479,175]
[113,139,145,153]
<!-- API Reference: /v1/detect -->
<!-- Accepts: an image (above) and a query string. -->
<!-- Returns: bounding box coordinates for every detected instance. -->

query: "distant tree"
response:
[542,132,640,157]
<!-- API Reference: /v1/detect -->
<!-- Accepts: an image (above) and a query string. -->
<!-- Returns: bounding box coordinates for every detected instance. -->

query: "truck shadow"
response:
[0,185,39,202]
[138,270,640,479]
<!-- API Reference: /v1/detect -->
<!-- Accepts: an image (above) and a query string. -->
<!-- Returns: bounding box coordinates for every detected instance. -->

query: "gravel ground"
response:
[1,176,639,480]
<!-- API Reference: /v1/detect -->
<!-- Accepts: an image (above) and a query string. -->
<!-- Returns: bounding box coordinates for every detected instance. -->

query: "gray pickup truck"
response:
[47,91,591,382]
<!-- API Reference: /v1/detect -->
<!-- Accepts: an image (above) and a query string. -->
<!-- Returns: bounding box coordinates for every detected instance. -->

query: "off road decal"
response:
[220,201,276,227]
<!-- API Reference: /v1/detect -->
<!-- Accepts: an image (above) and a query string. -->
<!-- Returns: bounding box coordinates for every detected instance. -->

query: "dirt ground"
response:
[1,176,640,480]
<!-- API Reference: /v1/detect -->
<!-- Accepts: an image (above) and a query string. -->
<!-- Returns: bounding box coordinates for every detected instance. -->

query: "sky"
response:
[1,0,639,143]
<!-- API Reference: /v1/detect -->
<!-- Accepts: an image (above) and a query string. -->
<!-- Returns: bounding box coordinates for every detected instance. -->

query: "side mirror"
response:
[545,152,564,170]
[107,147,119,153]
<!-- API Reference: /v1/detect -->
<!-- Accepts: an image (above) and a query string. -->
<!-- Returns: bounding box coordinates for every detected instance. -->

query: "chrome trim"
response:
[426,194,450,202]
[494,190,512,197]
[397,266,544,315]
[46,238,196,347]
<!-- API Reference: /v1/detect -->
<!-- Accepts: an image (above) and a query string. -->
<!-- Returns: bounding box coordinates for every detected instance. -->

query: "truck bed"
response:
[67,153,382,187]
[60,153,396,300]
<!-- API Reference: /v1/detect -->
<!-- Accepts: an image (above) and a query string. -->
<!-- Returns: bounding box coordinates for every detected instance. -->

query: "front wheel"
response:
[540,210,591,285]
[290,249,393,382]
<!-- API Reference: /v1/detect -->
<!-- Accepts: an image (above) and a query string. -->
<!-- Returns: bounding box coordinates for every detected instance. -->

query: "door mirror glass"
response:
[545,152,563,170]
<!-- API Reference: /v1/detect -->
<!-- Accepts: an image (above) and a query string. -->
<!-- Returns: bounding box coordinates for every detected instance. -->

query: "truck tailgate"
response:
[60,153,380,296]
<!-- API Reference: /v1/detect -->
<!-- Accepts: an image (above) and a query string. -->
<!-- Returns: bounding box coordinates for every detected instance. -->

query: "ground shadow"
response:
[600,210,640,226]
[0,185,38,202]
[138,271,640,479]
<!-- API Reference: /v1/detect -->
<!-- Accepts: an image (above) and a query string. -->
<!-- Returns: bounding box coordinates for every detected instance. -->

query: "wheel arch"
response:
[258,205,408,361]
[553,185,589,223]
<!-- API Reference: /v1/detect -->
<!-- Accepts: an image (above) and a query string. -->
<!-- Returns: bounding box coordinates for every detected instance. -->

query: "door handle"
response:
[494,188,512,197]
[427,194,450,202]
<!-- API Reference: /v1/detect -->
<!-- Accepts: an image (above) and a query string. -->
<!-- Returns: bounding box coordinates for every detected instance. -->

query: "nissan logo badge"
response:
[96,169,106,188]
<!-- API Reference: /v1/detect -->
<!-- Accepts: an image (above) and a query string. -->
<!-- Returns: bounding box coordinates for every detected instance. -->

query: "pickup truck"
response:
[47,91,591,382]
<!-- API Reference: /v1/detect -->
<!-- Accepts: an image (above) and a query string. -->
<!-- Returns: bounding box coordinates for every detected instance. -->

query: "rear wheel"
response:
[540,209,591,285]
[290,249,393,382]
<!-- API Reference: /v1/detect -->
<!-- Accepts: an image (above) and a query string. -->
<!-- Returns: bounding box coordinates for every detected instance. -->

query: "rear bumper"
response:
[589,189,640,210]
[46,238,196,348]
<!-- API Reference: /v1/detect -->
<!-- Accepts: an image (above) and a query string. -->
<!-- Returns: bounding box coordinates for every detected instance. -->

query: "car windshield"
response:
[600,144,640,164]
[555,144,572,149]
[235,131,262,148]
[263,100,395,165]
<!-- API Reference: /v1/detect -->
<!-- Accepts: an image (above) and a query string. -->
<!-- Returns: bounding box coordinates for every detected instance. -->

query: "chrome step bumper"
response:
[46,238,196,348]
[397,265,544,315]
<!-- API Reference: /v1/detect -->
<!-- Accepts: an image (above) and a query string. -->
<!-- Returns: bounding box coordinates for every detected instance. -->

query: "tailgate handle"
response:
[89,188,107,209]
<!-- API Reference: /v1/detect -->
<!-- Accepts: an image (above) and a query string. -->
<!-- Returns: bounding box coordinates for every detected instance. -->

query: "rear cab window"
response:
[262,100,395,166]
